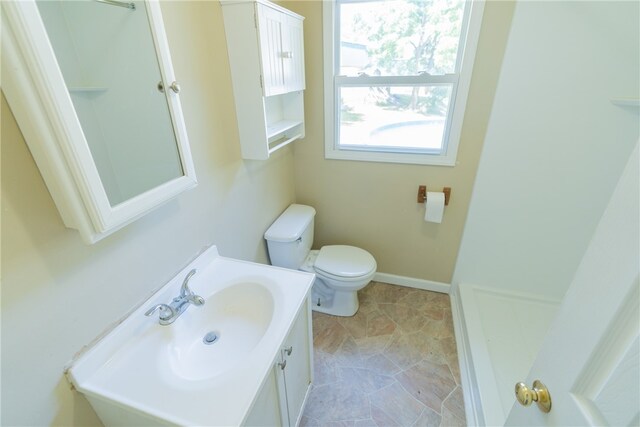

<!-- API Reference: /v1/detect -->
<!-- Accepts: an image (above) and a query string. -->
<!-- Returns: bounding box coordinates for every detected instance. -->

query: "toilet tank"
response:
[264,204,315,269]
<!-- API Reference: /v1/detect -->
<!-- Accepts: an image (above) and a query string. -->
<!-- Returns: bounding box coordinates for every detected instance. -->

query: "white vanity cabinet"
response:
[244,297,313,426]
[220,0,306,160]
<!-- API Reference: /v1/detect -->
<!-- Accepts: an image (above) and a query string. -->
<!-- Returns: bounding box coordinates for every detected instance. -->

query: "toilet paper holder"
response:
[417,186,451,205]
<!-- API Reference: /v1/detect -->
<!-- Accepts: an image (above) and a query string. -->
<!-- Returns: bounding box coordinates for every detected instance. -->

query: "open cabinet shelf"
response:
[267,119,303,139]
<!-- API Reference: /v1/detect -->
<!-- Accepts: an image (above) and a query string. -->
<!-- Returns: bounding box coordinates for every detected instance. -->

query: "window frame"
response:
[323,0,486,166]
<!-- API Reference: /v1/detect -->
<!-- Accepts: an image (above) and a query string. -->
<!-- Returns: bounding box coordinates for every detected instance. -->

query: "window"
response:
[323,0,485,166]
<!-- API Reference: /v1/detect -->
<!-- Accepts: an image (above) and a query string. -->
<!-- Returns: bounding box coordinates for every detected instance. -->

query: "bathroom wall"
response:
[284,0,516,284]
[1,2,296,426]
[452,0,640,300]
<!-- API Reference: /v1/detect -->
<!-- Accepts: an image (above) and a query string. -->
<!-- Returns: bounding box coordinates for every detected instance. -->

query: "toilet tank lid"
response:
[264,204,316,243]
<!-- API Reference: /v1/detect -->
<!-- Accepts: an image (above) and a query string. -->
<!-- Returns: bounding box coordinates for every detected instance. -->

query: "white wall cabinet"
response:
[2,0,197,244]
[221,0,306,160]
[244,298,313,426]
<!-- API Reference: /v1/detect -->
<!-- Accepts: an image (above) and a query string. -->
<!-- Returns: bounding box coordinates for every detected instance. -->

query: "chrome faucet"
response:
[179,269,204,305]
[145,269,205,325]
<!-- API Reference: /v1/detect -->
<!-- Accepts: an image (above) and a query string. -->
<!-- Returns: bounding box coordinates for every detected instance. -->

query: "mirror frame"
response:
[2,0,197,244]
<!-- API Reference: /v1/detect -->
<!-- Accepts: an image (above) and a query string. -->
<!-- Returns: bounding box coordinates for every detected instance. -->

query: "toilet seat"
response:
[313,245,376,282]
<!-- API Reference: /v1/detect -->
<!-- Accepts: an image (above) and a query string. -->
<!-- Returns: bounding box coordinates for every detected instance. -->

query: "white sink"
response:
[66,246,314,426]
[168,282,275,381]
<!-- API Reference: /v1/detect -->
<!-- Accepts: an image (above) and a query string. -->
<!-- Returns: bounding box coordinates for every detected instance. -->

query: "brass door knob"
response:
[515,380,552,413]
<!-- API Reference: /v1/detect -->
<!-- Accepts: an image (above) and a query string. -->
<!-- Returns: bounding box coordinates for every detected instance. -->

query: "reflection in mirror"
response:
[36,0,184,206]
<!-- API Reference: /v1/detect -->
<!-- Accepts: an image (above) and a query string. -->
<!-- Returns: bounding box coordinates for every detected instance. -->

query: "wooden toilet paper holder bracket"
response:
[417,186,451,206]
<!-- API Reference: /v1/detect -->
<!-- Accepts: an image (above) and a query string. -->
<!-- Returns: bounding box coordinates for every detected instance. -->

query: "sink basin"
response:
[168,282,275,380]
[66,246,314,426]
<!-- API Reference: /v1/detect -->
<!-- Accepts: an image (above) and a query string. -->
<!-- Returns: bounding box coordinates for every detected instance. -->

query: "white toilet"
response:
[265,204,377,317]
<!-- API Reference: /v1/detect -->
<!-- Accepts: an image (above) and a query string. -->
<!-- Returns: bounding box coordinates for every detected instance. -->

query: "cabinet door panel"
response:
[244,370,283,426]
[282,15,305,93]
[257,4,285,96]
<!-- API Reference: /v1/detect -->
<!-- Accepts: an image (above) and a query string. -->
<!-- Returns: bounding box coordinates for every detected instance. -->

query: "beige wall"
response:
[285,1,515,283]
[1,1,295,425]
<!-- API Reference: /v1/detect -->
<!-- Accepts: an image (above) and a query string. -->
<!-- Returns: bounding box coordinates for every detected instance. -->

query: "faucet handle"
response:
[180,269,198,298]
[145,303,175,320]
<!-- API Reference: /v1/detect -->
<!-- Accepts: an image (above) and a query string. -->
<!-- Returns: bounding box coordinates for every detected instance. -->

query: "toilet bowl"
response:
[301,246,376,316]
[265,204,377,317]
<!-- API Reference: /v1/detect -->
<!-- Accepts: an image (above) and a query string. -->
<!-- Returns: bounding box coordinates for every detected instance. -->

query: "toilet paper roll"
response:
[424,191,445,223]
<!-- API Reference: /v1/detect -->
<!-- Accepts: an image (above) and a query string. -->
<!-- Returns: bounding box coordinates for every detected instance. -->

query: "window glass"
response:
[339,85,452,152]
[339,0,465,77]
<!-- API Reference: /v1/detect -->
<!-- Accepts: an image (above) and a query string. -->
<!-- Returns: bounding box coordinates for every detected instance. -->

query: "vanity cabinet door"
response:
[243,369,283,427]
[276,297,313,426]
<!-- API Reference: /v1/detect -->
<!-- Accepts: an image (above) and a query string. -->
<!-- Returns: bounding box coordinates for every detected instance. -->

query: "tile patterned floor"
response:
[301,282,466,427]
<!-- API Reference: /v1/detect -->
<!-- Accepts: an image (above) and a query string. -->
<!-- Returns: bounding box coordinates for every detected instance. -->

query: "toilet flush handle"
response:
[296,237,302,244]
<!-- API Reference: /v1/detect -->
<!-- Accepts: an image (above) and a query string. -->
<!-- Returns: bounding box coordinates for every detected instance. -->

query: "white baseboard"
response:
[373,272,450,294]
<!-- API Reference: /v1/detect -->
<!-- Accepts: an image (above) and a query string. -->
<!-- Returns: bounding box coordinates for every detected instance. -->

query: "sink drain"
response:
[203,331,219,345]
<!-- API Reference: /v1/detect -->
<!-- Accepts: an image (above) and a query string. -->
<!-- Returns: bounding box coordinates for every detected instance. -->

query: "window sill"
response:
[325,147,457,166]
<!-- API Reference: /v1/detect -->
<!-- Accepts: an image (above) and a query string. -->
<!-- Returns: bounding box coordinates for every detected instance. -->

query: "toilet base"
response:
[310,284,360,317]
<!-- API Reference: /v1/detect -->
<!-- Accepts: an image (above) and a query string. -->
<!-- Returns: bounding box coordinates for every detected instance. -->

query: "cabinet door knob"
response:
[281,51,293,59]
[284,346,293,356]
[158,81,181,94]
[278,359,287,370]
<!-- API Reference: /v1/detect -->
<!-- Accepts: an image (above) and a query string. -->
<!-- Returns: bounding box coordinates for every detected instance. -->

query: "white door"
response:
[505,143,640,426]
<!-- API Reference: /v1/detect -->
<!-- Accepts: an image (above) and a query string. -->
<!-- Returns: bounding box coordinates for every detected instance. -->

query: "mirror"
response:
[2,0,197,243]
[36,0,184,207]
